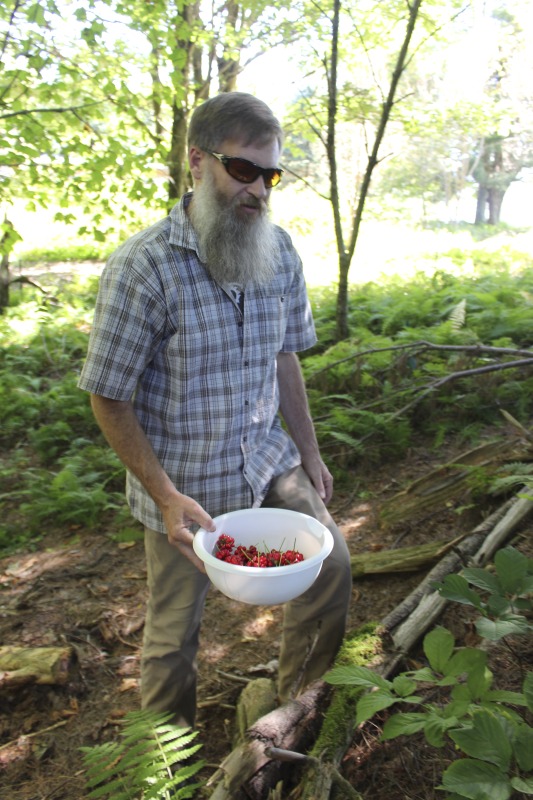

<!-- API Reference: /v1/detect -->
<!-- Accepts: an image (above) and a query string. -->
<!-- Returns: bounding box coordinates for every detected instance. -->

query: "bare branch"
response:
[379,358,533,431]
[0,101,103,120]
[309,340,533,379]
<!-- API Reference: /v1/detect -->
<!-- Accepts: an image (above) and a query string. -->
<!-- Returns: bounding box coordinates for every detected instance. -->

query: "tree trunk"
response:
[487,186,505,224]
[0,217,17,311]
[331,0,424,341]
[0,253,9,310]
[166,3,201,205]
[475,183,487,224]
[168,99,189,203]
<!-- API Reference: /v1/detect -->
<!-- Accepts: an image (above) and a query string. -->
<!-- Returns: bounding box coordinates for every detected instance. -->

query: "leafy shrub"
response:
[325,546,533,800]
[303,256,533,471]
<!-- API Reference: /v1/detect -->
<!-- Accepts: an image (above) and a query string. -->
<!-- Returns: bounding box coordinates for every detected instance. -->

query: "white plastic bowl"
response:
[193,508,333,605]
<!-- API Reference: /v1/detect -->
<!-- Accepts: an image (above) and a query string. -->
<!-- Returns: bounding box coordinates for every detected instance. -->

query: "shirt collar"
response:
[169,192,200,254]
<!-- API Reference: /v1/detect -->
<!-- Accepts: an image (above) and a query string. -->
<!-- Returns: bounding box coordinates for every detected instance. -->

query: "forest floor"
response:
[1,428,532,800]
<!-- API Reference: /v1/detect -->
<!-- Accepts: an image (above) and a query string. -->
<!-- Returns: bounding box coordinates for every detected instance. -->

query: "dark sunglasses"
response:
[206,150,283,188]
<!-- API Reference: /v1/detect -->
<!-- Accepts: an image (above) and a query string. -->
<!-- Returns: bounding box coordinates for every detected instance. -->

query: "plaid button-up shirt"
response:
[78,193,317,532]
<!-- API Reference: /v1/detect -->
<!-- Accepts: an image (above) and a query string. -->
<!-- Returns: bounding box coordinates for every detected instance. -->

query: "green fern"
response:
[80,710,204,799]
[448,298,466,330]
[489,462,533,496]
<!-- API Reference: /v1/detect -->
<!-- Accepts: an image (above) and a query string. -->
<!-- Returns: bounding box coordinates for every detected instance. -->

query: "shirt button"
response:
[243,436,248,443]
[244,360,249,366]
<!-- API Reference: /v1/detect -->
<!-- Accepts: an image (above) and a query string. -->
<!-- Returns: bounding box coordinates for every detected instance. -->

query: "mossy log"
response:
[207,492,533,800]
[350,535,465,577]
[379,437,533,526]
[0,645,77,688]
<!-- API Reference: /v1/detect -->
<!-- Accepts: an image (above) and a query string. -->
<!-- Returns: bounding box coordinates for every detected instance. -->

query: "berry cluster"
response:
[214,534,304,568]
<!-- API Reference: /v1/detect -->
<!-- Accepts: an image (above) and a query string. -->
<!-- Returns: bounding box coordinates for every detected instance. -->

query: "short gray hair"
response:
[188,92,283,152]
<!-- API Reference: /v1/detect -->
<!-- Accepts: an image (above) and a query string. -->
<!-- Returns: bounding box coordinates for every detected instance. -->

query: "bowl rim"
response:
[193,508,334,575]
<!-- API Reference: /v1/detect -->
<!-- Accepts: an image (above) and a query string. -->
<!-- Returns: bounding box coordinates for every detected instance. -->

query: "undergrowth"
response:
[325,545,533,800]
[1,247,533,553]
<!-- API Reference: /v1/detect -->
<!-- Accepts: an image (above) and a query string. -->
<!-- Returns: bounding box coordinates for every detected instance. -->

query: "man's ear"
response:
[189,146,204,181]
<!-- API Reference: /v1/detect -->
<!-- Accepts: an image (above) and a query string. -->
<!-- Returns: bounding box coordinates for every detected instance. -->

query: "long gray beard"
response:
[189,172,279,287]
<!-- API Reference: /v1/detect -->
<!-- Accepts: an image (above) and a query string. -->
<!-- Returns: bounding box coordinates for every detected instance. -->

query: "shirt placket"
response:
[240,293,255,495]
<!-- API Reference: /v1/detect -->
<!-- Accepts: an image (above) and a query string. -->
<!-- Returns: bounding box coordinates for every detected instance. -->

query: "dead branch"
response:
[309,340,533,380]
[384,358,533,424]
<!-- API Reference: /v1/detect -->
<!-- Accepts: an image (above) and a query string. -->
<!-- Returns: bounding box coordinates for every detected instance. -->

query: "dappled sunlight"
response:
[340,503,372,544]
[202,641,232,664]
[2,312,40,345]
[240,608,276,640]
[1,546,83,588]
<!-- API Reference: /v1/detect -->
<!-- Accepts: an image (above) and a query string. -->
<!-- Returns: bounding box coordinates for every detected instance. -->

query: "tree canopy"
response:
[2,0,532,326]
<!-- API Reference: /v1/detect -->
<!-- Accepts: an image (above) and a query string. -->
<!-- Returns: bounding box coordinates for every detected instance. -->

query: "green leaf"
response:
[462,567,501,594]
[424,714,457,748]
[324,665,390,690]
[437,574,483,610]
[476,616,532,641]
[423,626,455,673]
[27,3,47,26]
[511,775,533,794]
[444,647,487,679]
[513,724,533,772]
[439,759,512,800]
[494,546,529,593]
[449,711,512,769]
[356,692,397,725]
[484,689,527,706]
[391,675,417,697]
[381,712,427,740]
[466,664,493,700]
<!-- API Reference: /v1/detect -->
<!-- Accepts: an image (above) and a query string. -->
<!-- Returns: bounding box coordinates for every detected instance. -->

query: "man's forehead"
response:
[216,137,281,160]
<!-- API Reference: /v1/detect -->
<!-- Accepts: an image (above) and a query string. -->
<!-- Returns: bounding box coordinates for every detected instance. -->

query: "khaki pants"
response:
[141,466,352,727]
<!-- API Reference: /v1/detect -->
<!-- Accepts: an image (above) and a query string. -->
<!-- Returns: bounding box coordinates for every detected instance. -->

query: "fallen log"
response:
[206,492,533,800]
[350,534,465,577]
[207,681,330,799]
[379,437,533,526]
[0,645,77,688]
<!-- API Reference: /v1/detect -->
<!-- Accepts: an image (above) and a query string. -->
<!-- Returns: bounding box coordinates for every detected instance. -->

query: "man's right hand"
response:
[161,492,216,572]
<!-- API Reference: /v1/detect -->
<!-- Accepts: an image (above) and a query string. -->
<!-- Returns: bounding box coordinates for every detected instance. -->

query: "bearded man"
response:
[78,92,352,730]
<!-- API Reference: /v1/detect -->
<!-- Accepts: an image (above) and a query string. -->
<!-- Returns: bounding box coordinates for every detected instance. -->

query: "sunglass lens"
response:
[226,158,260,184]
[221,156,282,188]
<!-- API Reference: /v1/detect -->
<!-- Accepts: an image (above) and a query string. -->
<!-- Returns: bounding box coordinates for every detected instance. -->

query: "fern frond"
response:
[81,710,204,800]
[449,299,466,331]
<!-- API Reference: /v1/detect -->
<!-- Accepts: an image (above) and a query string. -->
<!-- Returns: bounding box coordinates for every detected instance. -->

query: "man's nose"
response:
[246,174,269,199]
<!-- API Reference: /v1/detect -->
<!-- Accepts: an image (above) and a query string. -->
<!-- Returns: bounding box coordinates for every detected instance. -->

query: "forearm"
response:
[276,351,320,459]
[90,394,178,512]
[277,352,333,503]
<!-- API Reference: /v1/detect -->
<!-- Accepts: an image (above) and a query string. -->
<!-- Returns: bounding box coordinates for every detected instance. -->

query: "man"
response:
[78,92,352,729]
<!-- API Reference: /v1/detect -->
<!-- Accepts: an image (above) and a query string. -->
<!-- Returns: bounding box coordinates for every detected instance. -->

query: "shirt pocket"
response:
[248,289,289,362]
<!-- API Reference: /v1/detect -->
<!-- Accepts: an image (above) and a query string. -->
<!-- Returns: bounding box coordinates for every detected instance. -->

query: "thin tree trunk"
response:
[475,183,487,224]
[332,0,424,341]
